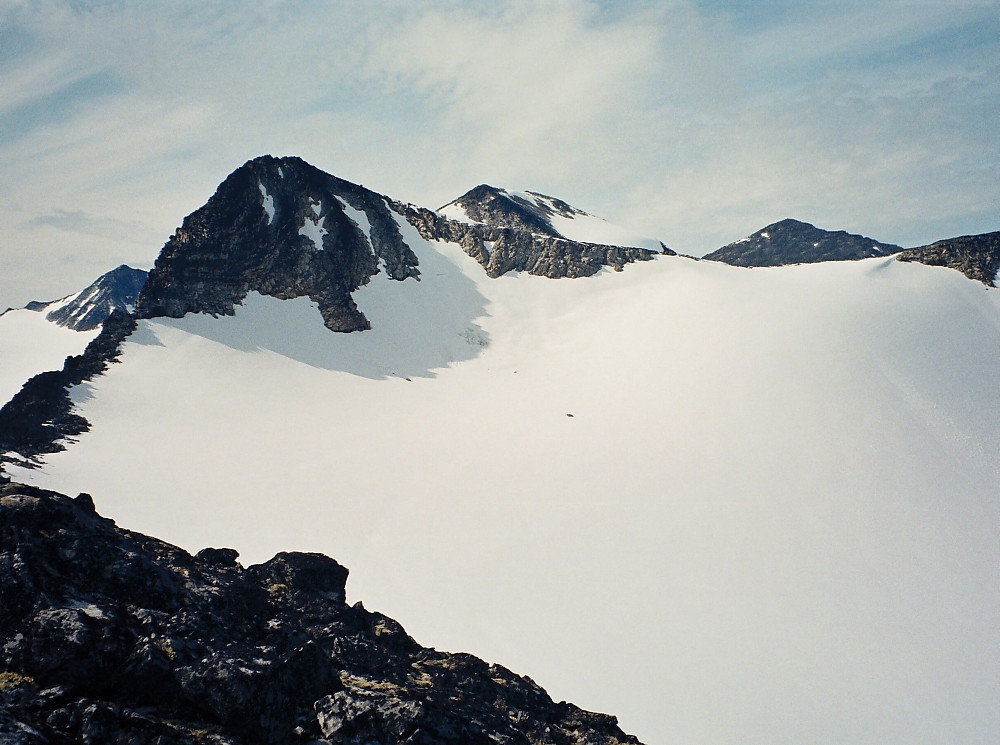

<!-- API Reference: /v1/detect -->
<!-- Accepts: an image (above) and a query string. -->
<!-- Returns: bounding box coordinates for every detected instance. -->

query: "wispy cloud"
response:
[0,0,997,305]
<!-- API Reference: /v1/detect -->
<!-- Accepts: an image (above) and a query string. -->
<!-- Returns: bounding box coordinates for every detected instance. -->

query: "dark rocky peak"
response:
[11,265,148,331]
[0,482,644,745]
[439,184,567,238]
[135,155,420,333]
[896,231,1000,286]
[704,218,902,267]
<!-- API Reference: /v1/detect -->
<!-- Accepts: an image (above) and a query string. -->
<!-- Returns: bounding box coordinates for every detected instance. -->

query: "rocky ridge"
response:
[703,218,901,267]
[896,231,1000,286]
[0,482,643,745]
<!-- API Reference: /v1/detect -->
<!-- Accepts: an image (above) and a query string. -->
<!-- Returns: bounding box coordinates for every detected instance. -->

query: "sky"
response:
[1,0,998,306]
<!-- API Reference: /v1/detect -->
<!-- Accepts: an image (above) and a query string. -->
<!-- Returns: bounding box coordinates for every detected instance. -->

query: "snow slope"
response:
[9,232,1000,745]
[0,305,99,406]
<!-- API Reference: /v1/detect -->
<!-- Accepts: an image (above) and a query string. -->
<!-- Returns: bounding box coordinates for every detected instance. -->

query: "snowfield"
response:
[8,233,1000,745]
[0,305,99,406]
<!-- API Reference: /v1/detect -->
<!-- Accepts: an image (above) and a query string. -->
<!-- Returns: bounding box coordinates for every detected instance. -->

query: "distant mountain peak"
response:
[15,264,148,332]
[438,184,573,238]
[705,219,901,267]
[131,157,667,333]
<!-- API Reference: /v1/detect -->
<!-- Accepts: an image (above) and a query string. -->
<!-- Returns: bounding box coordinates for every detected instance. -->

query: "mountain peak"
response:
[134,157,421,332]
[27,264,148,331]
[131,157,666,332]
[704,219,901,267]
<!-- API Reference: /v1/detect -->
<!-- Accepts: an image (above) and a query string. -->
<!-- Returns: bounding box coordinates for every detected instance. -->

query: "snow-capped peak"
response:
[438,184,668,252]
[27,265,148,332]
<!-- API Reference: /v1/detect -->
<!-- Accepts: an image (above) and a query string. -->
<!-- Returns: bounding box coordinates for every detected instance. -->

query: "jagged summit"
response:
[135,155,420,333]
[704,218,901,267]
[12,264,147,332]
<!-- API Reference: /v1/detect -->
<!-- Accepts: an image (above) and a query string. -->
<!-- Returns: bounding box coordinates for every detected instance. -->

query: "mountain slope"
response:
[6,248,998,745]
[1,157,998,745]
[0,482,640,745]
[704,218,901,266]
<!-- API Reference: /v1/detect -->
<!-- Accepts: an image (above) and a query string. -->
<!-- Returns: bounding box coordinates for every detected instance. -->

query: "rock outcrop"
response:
[399,202,666,279]
[896,231,1000,286]
[0,482,644,745]
[135,155,421,333]
[704,218,901,267]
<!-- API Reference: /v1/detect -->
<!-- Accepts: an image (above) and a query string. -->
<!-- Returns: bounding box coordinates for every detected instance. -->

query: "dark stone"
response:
[73,492,96,513]
[0,483,644,745]
[246,551,349,603]
[194,547,241,567]
[704,218,901,267]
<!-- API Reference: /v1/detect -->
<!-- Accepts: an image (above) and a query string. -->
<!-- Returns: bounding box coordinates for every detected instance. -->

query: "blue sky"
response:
[1,0,997,305]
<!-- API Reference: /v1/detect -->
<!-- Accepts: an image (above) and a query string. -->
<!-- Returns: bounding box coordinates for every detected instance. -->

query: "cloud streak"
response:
[0,0,997,305]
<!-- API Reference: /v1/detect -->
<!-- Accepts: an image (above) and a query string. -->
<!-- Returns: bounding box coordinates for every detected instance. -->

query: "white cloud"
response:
[0,0,996,305]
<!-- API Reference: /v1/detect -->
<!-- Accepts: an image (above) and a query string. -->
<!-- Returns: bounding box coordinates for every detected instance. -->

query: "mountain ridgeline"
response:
[703,218,1000,286]
[133,156,664,333]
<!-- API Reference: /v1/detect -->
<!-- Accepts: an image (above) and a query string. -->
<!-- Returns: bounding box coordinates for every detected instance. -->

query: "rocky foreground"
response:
[0,483,641,745]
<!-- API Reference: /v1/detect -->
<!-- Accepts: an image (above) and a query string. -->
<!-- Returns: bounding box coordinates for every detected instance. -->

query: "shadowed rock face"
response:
[896,232,1000,286]
[704,218,901,267]
[0,482,644,745]
[135,155,421,333]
